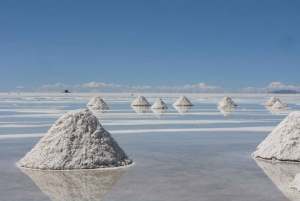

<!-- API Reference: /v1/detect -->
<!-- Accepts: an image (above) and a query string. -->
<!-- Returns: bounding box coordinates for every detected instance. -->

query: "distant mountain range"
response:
[267,90,300,94]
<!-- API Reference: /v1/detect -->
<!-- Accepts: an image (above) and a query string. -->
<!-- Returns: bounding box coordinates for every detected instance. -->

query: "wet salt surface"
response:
[1,93,300,200]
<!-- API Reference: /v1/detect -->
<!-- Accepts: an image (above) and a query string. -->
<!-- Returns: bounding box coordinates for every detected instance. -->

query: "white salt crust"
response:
[18,109,132,170]
[131,96,151,106]
[253,111,300,162]
[172,95,193,106]
[217,97,237,110]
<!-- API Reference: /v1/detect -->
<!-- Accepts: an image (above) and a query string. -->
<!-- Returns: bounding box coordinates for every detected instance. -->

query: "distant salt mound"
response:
[272,100,288,110]
[252,112,300,161]
[21,167,128,201]
[254,158,300,200]
[173,105,192,115]
[131,96,151,106]
[151,108,168,119]
[173,95,193,106]
[131,105,150,113]
[19,109,132,170]
[217,97,237,110]
[151,99,168,109]
[87,97,109,110]
[265,97,281,106]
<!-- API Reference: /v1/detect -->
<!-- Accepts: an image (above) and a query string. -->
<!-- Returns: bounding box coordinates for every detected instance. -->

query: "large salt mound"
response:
[21,167,128,201]
[131,95,151,106]
[254,158,300,200]
[217,97,237,110]
[172,95,193,106]
[265,97,281,106]
[19,109,132,170]
[151,99,168,109]
[252,111,300,161]
[87,97,109,110]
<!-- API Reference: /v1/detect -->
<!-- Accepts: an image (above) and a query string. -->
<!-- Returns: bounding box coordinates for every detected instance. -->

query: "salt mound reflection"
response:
[173,105,192,115]
[254,158,300,201]
[151,108,168,119]
[265,106,287,115]
[20,167,128,201]
[218,106,236,116]
[131,105,150,113]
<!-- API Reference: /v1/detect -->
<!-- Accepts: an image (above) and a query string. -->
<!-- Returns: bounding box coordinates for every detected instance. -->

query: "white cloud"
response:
[15,86,24,89]
[241,82,300,93]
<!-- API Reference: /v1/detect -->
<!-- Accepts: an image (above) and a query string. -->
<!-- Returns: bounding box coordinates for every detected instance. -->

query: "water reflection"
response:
[217,106,236,116]
[265,106,287,115]
[254,158,300,201]
[87,106,109,118]
[151,108,168,119]
[173,105,192,115]
[20,167,128,201]
[131,105,150,113]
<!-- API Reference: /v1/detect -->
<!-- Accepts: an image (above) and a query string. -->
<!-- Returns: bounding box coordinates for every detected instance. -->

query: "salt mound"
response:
[217,97,237,110]
[151,99,168,109]
[272,100,288,110]
[87,97,109,110]
[151,108,167,119]
[254,158,300,201]
[265,97,281,106]
[131,96,151,106]
[131,105,150,113]
[87,96,98,106]
[252,111,300,161]
[173,105,192,115]
[21,167,128,200]
[19,109,132,170]
[173,95,193,106]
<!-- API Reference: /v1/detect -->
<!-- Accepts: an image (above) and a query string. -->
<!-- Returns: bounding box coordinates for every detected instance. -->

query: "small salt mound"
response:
[272,100,288,110]
[252,111,300,161]
[21,167,128,200]
[87,97,109,110]
[19,109,132,170]
[151,99,168,109]
[173,95,193,106]
[265,97,281,106]
[173,105,192,115]
[131,96,151,106]
[217,97,237,110]
[151,108,167,119]
[87,96,98,106]
[131,105,150,113]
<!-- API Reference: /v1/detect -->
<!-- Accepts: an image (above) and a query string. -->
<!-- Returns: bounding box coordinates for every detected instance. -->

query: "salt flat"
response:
[1,93,300,200]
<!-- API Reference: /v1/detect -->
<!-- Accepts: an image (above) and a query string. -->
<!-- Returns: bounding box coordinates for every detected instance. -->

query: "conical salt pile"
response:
[217,97,237,110]
[87,97,109,110]
[173,95,193,106]
[252,111,300,161]
[131,95,151,106]
[87,96,98,106]
[272,100,288,110]
[265,97,281,106]
[19,109,132,170]
[151,99,168,109]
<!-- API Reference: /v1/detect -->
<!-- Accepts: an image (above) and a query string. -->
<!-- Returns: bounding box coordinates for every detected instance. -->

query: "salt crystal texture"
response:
[21,167,128,200]
[87,97,109,110]
[173,95,193,106]
[265,97,281,106]
[151,99,168,109]
[19,109,132,170]
[217,97,237,110]
[131,96,151,106]
[252,111,300,161]
[255,158,300,200]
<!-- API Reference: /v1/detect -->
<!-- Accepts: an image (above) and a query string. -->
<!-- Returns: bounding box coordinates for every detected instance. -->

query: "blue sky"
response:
[1,0,300,92]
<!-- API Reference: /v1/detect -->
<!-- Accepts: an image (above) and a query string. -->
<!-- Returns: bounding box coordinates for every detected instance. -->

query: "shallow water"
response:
[1,93,300,200]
